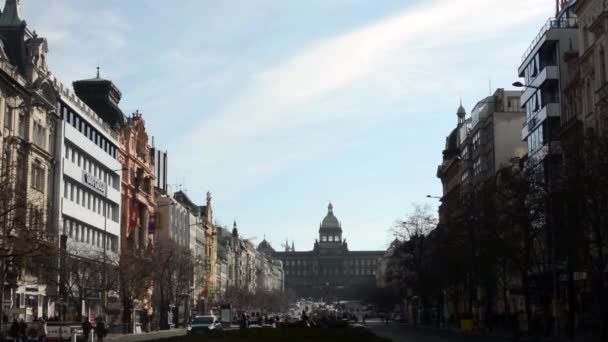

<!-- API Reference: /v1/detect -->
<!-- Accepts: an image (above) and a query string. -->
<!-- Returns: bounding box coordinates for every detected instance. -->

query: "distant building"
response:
[459,89,526,190]
[273,203,384,300]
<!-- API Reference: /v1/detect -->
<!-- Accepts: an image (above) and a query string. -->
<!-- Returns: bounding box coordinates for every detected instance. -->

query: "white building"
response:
[51,75,123,320]
[518,1,578,165]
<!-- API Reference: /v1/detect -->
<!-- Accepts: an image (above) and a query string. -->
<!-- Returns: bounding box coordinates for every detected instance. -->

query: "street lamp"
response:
[512,81,541,89]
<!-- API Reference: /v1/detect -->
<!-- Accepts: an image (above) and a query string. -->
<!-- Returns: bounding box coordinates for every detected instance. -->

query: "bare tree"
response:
[117,247,154,333]
[0,144,55,327]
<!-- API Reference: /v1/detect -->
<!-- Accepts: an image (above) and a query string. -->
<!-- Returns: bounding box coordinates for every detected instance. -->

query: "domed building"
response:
[273,203,384,299]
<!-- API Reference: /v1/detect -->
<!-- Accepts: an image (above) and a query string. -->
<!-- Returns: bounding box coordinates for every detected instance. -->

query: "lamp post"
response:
[512,81,541,89]
[513,79,560,335]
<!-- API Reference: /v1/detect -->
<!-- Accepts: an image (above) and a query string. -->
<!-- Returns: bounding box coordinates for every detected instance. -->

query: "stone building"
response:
[256,239,284,292]
[273,203,384,300]
[436,102,467,228]
[199,192,217,301]
[0,0,60,321]
[575,0,608,134]
[115,111,156,250]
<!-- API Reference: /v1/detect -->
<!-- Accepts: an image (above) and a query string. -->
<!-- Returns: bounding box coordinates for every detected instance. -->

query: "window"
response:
[64,182,68,198]
[473,158,482,176]
[472,131,480,149]
[460,145,468,160]
[461,170,469,183]
[31,161,45,191]
[17,115,25,138]
[507,96,520,112]
[4,106,12,130]
[33,121,46,148]
[321,236,327,242]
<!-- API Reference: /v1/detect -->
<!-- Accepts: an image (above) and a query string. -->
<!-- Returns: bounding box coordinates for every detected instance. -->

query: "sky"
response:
[23,0,553,251]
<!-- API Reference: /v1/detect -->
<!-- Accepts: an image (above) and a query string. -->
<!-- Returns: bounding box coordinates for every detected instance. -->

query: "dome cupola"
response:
[319,202,342,245]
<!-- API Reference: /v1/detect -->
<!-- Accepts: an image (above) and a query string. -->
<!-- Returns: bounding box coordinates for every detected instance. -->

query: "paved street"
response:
[106,328,186,342]
[366,321,510,342]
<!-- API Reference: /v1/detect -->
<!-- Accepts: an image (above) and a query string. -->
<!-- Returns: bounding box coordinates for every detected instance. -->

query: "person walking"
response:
[81,317,92,342]
[94,317,106,342]
[10,319,20,342]
[18,319,27,342]
[38,317,47,342]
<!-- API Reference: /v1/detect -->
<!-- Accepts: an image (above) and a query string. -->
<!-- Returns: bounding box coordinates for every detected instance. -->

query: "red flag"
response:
[129,203,138,234]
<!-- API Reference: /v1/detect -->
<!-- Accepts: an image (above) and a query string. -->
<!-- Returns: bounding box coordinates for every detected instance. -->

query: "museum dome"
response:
[320,203,341,230]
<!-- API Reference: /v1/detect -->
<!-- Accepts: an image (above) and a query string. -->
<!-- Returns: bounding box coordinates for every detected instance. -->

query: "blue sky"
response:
[24,0,552,251]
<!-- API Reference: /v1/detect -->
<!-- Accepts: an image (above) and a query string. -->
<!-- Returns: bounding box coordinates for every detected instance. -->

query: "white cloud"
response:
[24,0,130,83]
[170,0,549,196]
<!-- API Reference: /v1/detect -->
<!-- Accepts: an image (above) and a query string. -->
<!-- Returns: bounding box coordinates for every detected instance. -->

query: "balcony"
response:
[522,103,560,139]
[521,17,578,63]
[521,66,559,104]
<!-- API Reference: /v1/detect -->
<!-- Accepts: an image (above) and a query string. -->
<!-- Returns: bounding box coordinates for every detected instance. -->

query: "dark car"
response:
[187,316,222,335]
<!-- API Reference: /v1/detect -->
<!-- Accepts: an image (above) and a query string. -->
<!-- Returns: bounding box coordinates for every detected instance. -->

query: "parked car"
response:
[187,316,222,335]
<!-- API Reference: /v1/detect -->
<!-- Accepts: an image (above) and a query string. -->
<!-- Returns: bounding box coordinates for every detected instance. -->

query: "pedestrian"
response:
[81,317,92,342]
[94,317,106,342]
[38,317,47,342]
[10,319,20,342]
[19,318,27,341]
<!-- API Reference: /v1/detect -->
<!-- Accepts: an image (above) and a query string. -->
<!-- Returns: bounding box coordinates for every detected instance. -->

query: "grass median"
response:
[153,326,390,341]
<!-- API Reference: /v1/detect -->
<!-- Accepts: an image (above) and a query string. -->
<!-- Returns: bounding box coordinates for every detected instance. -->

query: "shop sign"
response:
[82,170,107,195]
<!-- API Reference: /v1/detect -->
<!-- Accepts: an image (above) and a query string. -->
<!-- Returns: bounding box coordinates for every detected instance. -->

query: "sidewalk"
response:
[105,328,186,342]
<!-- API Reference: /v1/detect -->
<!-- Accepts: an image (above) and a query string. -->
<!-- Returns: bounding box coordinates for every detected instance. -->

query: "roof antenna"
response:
[96,65,100,79]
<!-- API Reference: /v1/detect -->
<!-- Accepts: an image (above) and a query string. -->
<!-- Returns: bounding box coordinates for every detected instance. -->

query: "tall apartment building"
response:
[518,1,578,167]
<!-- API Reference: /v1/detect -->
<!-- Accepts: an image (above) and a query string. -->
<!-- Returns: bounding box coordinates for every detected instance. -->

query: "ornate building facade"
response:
[117,112,156,250]
[273,204,384,300]
[199,192,217,300]
[0,0,60,321]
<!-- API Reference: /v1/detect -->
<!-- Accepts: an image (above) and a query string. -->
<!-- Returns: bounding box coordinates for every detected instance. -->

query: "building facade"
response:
[459,89,526,189]
[575,0,608,134]
[518,1,578,167]
[116,112,156,250]
[0,0,60,322]
[199,193,217,300]
[274,203,384,300]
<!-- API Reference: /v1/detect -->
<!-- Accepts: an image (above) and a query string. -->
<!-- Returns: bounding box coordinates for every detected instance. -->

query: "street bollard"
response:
[71,328,83,342]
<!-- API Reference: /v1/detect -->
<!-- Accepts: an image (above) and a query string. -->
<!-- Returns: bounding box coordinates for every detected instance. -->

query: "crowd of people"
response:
[7,316,107,342]
[9,317,46,342]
